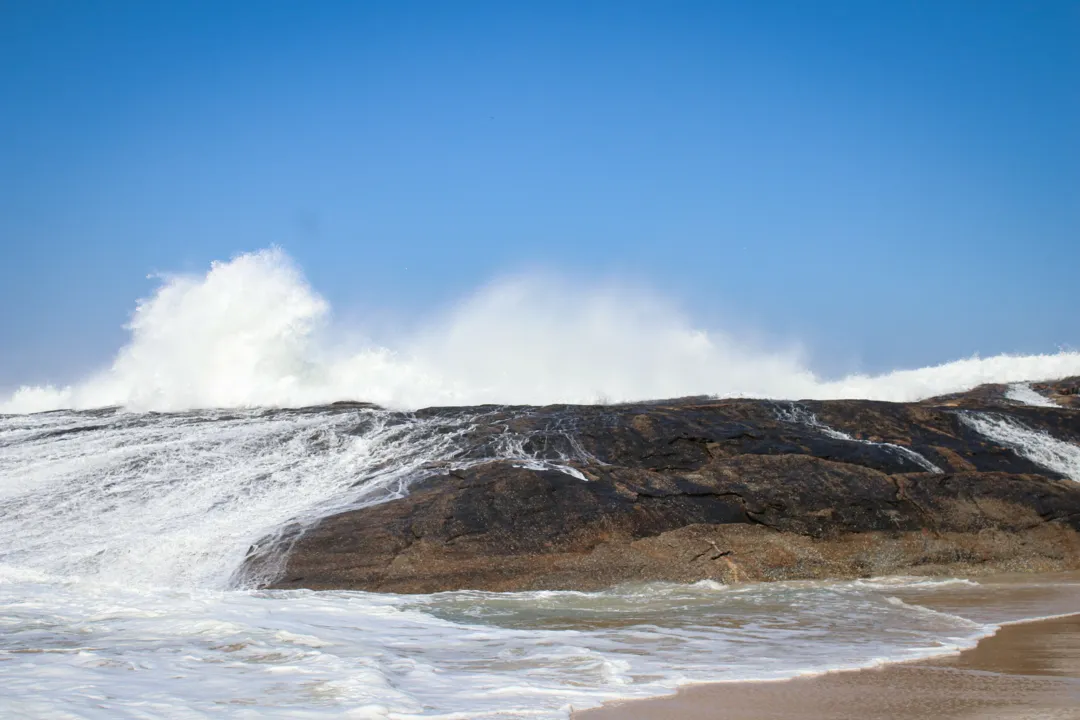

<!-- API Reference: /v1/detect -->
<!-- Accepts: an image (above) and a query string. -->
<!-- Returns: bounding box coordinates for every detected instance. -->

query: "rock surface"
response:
[253,378,1080,593]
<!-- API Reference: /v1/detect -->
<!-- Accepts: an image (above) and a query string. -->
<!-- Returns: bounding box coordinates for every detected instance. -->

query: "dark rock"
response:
[251,378,1080,593]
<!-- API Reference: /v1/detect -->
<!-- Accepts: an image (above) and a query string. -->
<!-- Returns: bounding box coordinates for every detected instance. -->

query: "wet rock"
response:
[252,378,1080,593]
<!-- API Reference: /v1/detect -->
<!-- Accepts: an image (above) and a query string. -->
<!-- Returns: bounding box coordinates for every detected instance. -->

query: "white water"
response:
[4,248,1080,414]
[0,407,476,589]
[960,412,1080,482]
[0,572,1001,719]
[3,250,1080,717]
[0,409,1024,718]
[775,403,943,473]
[1005,382,1058,408]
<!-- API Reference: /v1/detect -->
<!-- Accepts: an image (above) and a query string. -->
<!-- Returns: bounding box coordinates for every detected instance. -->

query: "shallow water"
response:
[1,571,1010,719]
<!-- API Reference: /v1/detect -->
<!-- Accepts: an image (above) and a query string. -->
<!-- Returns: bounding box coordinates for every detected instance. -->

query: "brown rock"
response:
[244,378,1080,593]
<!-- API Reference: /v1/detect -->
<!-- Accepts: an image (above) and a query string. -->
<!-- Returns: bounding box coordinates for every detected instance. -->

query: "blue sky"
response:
[2,1,1078,389]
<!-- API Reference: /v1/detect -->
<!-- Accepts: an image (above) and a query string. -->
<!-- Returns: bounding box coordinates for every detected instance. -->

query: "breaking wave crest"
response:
[4,248,1079,414]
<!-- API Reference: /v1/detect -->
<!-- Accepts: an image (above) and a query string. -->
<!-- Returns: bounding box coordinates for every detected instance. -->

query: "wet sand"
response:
[576,576,1080,720]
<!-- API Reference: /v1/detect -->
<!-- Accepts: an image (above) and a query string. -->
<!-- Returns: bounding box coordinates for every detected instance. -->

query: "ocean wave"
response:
[4,248,1079,414]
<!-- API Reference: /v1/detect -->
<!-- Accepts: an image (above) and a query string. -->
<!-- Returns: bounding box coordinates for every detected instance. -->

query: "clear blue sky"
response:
[2,1,1077,389]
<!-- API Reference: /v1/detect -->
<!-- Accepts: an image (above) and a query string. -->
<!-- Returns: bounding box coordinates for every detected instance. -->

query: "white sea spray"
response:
[4,248,1080,414]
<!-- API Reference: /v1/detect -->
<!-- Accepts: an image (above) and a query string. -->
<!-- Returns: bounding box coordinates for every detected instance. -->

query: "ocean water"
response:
[3,250,1080,717]
[1,405,1077,719]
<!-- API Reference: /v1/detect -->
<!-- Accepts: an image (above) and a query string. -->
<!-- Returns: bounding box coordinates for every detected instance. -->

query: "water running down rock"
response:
[254,378,1080,593]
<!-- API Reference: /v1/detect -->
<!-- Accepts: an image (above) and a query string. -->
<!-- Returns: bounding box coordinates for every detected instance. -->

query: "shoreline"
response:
[575,574,1080,720]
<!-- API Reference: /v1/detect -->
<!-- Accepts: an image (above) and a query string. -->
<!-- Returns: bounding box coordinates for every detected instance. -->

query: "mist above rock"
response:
[5,248,1080,414]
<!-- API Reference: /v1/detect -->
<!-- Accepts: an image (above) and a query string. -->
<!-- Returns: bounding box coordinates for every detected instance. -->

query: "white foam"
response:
[3,248,1079,414]
[0,407,475,588]
[0,576,998,719]
[1005,382,1058,407]
[960,413,1080,481]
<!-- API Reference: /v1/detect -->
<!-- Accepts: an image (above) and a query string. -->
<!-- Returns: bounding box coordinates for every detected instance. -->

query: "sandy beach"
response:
[577,575,1080,720]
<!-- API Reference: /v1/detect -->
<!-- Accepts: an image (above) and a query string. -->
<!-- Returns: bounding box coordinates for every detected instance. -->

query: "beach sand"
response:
[576,575,1080,720]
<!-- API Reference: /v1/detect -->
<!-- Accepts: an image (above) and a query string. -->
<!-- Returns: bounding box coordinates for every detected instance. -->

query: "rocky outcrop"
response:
[252,377,1080,593]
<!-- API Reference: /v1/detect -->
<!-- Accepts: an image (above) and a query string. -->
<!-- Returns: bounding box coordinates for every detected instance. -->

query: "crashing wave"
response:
[4,248,1079,414]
